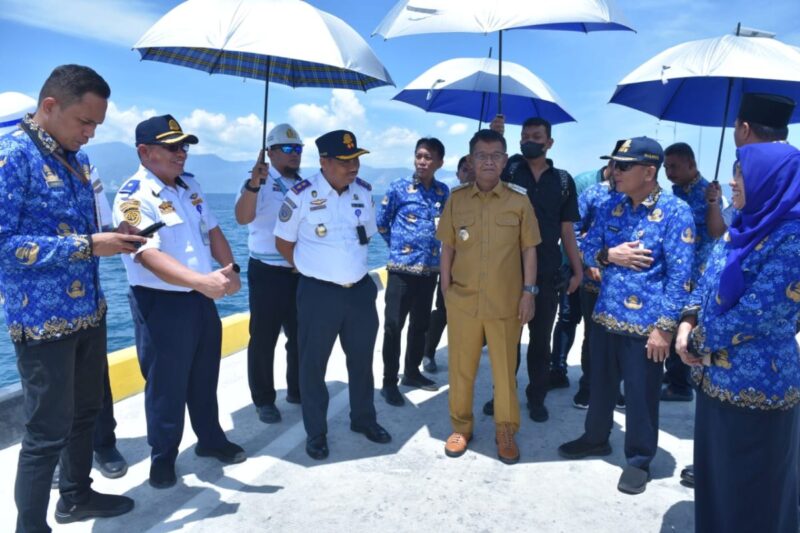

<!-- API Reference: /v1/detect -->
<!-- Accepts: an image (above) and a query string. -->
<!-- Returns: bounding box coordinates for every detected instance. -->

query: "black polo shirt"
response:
[501,155,580,282]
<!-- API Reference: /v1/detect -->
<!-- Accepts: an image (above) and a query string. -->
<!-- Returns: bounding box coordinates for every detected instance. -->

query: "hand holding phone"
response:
[137,221,166,238]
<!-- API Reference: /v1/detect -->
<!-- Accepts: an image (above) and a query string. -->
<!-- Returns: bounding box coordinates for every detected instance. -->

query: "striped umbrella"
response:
[133,0,394,151]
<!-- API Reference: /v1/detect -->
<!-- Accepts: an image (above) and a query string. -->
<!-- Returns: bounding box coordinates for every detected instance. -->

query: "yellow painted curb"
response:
[108,268,388,403]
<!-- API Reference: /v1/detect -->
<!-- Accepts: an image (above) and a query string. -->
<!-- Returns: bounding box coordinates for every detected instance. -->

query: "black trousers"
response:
[129,287,228,465]
[247,259,300,406]
[92,368,117,450]
[577,288,599,394]
[519,280,559,406]
[423,276,447,360]
[297,275,379,440]
[381,271,437,385]
[14,322,107,533]
[584,327,663,469]
[550,286,583,372]
[695,393,799,533]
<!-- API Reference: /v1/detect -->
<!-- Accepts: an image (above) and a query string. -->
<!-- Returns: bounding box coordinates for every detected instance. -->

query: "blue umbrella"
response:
[610,25,800,179]
[394,57,575,126]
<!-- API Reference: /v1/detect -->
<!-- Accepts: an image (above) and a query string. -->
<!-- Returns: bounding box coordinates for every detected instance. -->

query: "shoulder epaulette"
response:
[291,179,311,194]
[355,177,372,191]
[451,183,471,192]
[181,171,195,179]
[506,182,528,195]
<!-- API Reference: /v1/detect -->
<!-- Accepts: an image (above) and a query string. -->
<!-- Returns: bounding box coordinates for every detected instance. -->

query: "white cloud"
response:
[448,122,468,135]
[435,119,447,129]
[0,0,161,47]
[288,89,366,136]
[93,101,157,145]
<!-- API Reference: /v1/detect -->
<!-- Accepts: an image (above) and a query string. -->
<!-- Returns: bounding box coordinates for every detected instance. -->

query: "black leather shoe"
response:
[257,404,282,424]
[616,393,626,409]
[423,357,438,373]
[381,385,405,406]
[680,465,695,488]
[351,422,392,444]
[149,460,177,489]
[195,441,246,464]
[306,435,329,460]
[573,388,590,409]
[400,372,438,391]
[54,490,134,524]
[529,403,549,423]
[618,465,651,495]
[548,370,570,390]
[286,392,301,404]
[94,446,128,479]
[482,398,494,416]
[558,436,612,459]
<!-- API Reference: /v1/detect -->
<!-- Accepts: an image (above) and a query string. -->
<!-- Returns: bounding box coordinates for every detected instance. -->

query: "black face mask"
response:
[521,141,546,160]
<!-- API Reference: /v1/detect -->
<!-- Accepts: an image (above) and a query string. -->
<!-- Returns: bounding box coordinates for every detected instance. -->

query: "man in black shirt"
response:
[486,116,582,422]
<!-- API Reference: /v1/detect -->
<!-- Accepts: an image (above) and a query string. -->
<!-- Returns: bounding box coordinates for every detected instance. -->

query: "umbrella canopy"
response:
[610,32,800,127]
[134,0,394,150]
[394,57,575,126]
[0,92,37,136]
[373,0,633,37]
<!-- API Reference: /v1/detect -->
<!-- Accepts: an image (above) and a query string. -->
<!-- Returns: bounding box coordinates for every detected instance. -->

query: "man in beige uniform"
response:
[437,129,541,464]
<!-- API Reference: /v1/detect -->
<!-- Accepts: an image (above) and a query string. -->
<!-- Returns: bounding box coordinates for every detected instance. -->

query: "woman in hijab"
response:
[676,141,800,533]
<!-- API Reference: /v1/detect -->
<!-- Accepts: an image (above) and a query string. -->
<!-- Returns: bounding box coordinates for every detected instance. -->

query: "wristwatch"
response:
[523,284,539,295]
[243,182,261,193]
[232,263,241,274]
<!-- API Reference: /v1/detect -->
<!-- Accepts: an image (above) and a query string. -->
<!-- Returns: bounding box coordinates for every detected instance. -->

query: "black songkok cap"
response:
[737,93,795,129]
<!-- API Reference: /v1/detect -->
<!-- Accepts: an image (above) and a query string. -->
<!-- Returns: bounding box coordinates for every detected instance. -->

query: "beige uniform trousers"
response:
[447,304,521,435]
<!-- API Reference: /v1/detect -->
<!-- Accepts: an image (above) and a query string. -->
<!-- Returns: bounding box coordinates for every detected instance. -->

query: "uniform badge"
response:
[381,196,390,205]
[284,197,297,209]
[624,295,643,310]
[66,280,85,299]
[612,203,624,217]
[407,184,418,194]
[278,202,293,222]
[57,222,75,237]
[402,244,412,254]
[42,165,64,188]
[311,190,318,198]
[315,224,327,237]
[159,201,175,215]
[343,133,355,149]
[647,208,664,223]
[406,213,417,223]
[458,227,469,241]
[118,179,140,198]
[681,228,694,243]
[310,198,326,206]
[15,242,40,265]
[353,194,359,201]
[786,282,800,303]
[82,164,91,181]
[120,199,142,225]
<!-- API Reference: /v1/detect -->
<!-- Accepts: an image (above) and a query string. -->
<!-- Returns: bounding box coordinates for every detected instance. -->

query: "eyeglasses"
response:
[472,152,506,163]
[161,143,190,153]
[613,161,649,172]
[273,144,303,155]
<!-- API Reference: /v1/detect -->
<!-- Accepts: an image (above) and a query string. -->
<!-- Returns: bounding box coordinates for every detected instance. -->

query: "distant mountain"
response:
[84,142,425,195]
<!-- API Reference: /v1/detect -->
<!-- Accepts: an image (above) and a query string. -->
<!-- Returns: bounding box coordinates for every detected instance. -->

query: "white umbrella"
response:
[610,24,800,179]
[373,0,633,113]
[0,92,37,136]
[134,0,394,151]
[394,57,575,126]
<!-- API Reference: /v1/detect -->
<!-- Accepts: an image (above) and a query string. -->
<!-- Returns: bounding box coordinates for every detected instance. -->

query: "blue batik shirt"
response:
[0,116,103,343]
[684,220,800,410]
[581,186,695,337]
[577,178,624,294]
[672,174,715,287]
[377,175,449,275]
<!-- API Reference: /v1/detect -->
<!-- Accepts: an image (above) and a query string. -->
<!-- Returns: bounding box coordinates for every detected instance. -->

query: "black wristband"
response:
[232,263,241,274]
[244,182,261,193]
[86,234,94,257]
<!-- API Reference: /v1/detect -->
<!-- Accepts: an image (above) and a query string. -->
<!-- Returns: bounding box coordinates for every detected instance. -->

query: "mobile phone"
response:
[356,224,369,245]
[137,221,166,237]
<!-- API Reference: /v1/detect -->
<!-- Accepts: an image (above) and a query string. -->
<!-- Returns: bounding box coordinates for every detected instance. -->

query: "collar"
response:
[137,165,189,197]
[315,171,342,198]
[20,114,65,158]
[470,180,504,198]
[640,185,662,209]
[270,165,301,182]
[412,174,438,191]
[679,172,702,194]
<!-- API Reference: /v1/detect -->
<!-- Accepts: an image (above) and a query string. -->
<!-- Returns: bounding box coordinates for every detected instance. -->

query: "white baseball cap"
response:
[0,92,37,136]
[266,123,303,147]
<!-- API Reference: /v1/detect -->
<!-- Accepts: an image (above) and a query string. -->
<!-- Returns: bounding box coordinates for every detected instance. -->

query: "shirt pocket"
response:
[453,213,477,249]
[495,212,520,244]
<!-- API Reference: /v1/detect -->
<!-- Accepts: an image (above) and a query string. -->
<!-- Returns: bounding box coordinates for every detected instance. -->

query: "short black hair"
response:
[38,64,111,108]
[522,117,552,138]
[469,129,506,153]
[457,155,468,172]
[415,137,445,159]
[750,122,789,142]
[664,142,696,160]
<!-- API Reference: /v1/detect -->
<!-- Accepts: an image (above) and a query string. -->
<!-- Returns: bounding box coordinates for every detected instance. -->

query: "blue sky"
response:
[2,0,800,180]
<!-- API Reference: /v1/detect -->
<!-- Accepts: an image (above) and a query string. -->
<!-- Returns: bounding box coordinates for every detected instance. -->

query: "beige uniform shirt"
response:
[437,180,541,319]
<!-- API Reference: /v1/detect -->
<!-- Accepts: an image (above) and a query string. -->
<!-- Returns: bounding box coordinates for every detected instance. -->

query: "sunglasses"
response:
[273,144,303,155]
[613,161,649,172]
[160,143,190,153]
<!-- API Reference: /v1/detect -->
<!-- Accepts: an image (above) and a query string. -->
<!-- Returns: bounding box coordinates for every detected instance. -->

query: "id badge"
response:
[200,219,210,246]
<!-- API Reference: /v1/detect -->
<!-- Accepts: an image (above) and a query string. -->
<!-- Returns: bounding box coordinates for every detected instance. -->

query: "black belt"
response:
[302,274,368,289]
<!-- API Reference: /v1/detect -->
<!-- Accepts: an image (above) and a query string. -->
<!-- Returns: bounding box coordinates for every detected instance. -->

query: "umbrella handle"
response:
[261,58,272,161]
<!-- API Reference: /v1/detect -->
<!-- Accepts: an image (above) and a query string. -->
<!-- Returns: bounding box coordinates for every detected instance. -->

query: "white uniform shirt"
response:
[273,172,377,285]
[112,165,219,292]
[234,166,299,267]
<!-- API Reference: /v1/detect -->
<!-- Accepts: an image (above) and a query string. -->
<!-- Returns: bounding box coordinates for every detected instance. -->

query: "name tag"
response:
[608,225,620,233]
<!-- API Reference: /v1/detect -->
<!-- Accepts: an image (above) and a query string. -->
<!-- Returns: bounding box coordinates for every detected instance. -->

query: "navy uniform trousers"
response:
[14,321,106,533]
[246,258,300,406]
[297,275,379,440]
[129,287,228,465]
[695,393,799,533]
[584,327,663,469]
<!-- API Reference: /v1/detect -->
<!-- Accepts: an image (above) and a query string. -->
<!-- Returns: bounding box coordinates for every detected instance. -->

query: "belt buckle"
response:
[342,282,354,288]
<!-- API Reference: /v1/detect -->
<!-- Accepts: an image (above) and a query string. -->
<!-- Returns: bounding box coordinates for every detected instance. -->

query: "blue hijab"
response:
[715,142,800,314]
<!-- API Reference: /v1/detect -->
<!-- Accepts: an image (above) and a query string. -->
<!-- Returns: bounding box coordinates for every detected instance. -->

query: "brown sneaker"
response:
[444,432,471,458]
[496,424,520,465]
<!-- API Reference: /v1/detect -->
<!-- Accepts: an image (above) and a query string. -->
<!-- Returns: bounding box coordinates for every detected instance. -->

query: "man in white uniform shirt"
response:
[112,115,245,490]
[274,129,391,460]
[235,123,303,424]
